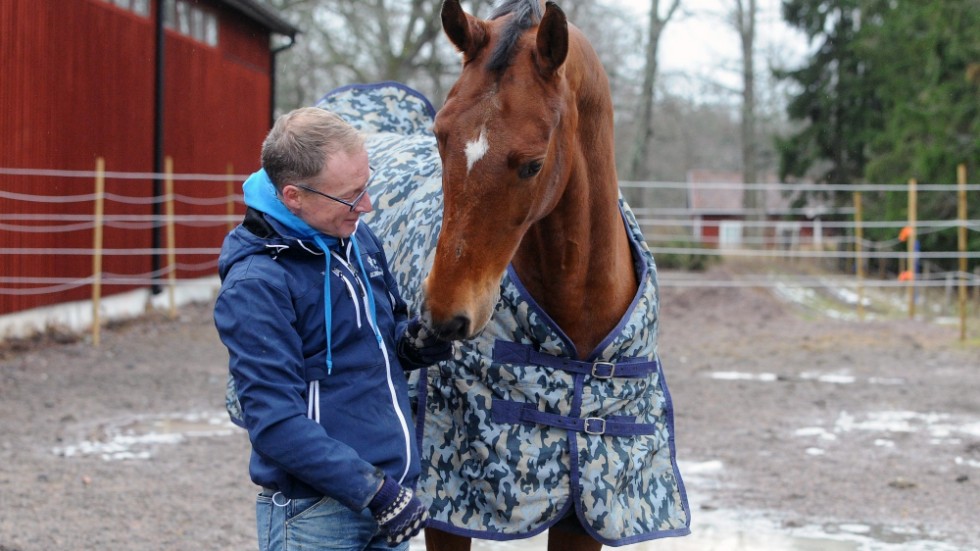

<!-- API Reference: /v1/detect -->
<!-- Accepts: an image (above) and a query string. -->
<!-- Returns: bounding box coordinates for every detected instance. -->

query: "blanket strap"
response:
[492,340,659,379]
[491,399,659,436]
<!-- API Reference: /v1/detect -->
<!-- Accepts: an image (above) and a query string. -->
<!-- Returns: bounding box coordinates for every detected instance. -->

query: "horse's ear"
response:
[535,1,569,76]
[442,0,487,58]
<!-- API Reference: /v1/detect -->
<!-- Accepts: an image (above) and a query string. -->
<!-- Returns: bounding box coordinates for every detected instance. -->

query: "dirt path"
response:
[1,264,977,550]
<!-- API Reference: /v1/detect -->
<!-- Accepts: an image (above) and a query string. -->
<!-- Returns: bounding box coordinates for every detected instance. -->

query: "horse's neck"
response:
[512,148,638,359]
[512,38,637,358]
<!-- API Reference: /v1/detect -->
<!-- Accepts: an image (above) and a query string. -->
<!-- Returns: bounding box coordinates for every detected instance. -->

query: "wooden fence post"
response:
[853,191,865,320]
[227,163,236,233]
[165,156,177,320]
[92,157,105,346]
[957,164,968,340]
[907,178,917,319]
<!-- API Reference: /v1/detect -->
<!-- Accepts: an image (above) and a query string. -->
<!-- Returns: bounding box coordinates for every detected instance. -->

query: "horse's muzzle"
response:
[430,314,470,342]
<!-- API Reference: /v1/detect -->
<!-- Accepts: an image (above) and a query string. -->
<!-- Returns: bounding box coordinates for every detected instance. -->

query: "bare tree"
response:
[732,0,762,239]
[626,0,683,181]
[267,0,495,111]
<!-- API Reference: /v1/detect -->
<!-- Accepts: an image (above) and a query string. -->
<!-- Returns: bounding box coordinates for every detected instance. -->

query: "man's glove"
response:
[367,475,428,545]
[397,316,453,370]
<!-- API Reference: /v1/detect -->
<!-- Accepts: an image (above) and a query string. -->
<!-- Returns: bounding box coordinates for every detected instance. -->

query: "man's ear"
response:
[280,184,302,210]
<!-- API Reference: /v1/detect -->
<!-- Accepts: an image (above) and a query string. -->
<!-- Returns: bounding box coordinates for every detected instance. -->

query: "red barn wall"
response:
[0,0,273,317]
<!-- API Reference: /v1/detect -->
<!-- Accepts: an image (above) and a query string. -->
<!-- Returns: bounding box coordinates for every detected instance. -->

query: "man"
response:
[214,107,449,550]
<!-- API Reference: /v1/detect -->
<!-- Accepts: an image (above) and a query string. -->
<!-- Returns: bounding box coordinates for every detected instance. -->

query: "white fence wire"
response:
[2,167,978,295]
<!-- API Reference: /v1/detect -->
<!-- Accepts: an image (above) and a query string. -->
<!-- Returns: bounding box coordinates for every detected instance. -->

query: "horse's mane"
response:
[486,0,544,73]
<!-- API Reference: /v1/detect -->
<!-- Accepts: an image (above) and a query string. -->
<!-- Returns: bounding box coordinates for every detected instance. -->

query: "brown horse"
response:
[422,1,640,550]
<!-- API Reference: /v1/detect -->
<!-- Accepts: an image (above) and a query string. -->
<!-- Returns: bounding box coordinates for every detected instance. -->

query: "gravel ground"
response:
[1,263,978,550]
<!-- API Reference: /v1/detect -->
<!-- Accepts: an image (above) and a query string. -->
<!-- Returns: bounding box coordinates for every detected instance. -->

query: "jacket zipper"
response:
[330,253,362,329]
[330,243,412,483]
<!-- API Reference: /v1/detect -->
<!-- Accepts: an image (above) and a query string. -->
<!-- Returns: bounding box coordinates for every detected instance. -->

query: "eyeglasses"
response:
[294,166,374,212]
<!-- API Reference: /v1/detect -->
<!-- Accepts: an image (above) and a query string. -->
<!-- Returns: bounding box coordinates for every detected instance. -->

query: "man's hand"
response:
[398,316,453,369]
[367,475,429,545]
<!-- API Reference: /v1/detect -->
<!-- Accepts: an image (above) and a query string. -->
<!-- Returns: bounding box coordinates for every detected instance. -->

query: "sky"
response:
[619,0,810,99]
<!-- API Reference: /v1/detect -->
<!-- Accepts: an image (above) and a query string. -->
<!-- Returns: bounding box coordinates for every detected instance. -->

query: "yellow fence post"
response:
[227,163,236,233]
[907,179,917,319]
[165,156,177,320]
[957,164,968,340]
[92,157,105,346]
[853,191,865,320]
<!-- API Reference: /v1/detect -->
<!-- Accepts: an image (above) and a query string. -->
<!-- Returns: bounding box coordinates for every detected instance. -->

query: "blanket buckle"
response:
[591,361,616,378]
[584,417,606,435]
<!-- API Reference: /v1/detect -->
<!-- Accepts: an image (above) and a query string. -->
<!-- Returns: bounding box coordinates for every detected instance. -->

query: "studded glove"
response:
[367,475,428,546]
[397,316,453,370]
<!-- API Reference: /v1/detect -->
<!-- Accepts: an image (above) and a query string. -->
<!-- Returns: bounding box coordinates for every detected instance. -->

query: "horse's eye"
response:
[518,160,543,179]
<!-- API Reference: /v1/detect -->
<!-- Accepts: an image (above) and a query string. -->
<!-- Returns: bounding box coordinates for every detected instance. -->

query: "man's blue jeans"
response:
[256,491,408,551]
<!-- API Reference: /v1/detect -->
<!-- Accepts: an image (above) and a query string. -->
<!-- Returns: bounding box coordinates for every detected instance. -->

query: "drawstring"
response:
[312,234,381,376]
[312,235,336,375]
[304,235,380,424]
[307,380,320,423]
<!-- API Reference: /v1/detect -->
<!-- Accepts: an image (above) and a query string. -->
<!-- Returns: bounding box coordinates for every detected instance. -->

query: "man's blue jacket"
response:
[214,205,421,512]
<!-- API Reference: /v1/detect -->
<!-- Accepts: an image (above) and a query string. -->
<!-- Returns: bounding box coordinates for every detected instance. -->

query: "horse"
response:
[421,1,689,549]
[317,1,689,549]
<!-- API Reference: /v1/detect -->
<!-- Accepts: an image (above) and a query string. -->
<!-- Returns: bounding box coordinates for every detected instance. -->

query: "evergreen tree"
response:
[859,0,980,273]
[775,0,884,205]
[778,0,979,273]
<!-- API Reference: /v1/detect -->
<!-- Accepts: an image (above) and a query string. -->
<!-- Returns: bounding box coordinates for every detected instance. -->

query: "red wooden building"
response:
[0,0,297,326]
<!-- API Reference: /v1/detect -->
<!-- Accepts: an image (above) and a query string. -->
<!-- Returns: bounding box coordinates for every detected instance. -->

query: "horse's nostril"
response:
[434,315,470,341]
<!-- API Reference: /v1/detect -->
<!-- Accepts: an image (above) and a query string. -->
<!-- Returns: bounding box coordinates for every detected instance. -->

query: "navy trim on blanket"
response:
[491,399,661,436]
[493,340,660,379]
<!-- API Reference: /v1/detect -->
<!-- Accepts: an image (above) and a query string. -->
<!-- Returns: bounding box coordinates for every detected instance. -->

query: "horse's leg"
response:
[546,527,604,551]
[424,528,471,551]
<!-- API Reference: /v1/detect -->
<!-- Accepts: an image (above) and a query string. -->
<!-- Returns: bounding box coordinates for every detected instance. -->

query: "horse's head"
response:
[423,0,571,341]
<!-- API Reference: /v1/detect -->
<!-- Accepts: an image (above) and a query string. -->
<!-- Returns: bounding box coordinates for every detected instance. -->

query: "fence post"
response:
[975,266,980,302]
[91,157,105,346]
[853,191,865,320]
[958,164,968,340]
[907,178,917,319]
[165,156,177,320]
[227,163,236,233]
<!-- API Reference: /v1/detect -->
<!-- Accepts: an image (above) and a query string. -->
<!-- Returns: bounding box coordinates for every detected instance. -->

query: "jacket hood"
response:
[218,169,342,280]
[220,168,380,376]
[242,168,326,241]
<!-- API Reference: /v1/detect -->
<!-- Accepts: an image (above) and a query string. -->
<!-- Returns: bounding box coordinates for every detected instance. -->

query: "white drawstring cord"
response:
[307,380,320,423]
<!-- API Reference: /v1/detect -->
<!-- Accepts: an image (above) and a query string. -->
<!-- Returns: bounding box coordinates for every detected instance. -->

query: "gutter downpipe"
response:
[269,33,297,127]
[151,0,166,295]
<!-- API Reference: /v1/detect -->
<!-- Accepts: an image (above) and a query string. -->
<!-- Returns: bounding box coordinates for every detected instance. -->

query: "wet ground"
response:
[1,263,978,550]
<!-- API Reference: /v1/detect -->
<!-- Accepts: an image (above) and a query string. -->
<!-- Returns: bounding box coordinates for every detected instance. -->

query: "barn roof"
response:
[219,0,299,38]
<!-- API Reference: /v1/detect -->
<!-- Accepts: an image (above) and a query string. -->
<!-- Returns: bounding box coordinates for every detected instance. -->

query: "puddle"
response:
[403,460,968,550]
[53,410,237,461]
[708,369,910,387]
[406,502,964,551]
[812,410,980,444]
[709,371,779,382]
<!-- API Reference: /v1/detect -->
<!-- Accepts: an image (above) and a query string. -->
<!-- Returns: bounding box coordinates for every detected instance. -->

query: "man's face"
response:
[284,147,373,238]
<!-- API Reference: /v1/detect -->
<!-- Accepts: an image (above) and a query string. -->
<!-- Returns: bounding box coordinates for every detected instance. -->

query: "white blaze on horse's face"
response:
[464,128,489,173]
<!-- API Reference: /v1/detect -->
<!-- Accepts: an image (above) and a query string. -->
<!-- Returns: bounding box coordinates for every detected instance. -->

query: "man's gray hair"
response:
[261,107,365,191]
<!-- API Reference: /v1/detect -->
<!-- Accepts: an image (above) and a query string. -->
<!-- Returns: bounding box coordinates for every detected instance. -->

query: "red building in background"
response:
[0,0,297,322]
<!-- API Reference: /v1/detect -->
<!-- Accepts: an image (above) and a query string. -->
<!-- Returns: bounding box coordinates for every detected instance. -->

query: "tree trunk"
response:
[736,0,761,243]
[626,0,682,181]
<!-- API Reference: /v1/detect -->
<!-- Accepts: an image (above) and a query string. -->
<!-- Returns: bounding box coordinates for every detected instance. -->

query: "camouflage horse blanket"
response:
[316,82,690,546]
